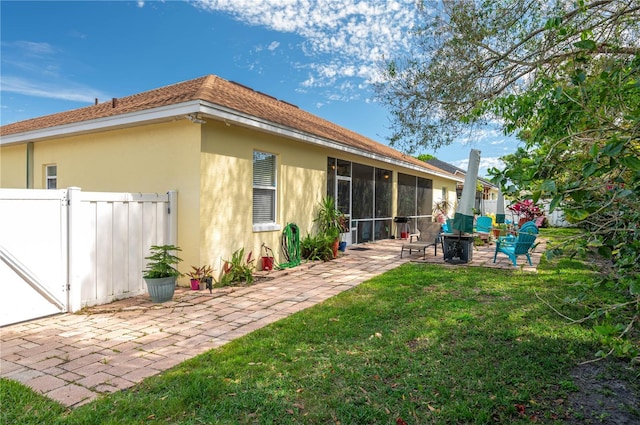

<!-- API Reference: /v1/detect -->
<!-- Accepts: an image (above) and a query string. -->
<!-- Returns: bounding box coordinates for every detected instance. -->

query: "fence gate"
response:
[0,190,68,326]
[0,187,176,326]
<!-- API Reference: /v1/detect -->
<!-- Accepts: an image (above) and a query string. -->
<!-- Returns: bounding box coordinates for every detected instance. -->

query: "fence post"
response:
[167,190,178,246]
[67,186,82,312]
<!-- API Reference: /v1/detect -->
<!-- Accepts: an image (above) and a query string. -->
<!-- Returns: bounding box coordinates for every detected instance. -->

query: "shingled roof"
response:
[0,75,454,177]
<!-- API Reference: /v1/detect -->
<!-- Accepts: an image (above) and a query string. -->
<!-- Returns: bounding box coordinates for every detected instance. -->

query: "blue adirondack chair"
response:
[493,227,538,266]
[441,221,450,233]
[518,220,537,232]
[475,216,493,240]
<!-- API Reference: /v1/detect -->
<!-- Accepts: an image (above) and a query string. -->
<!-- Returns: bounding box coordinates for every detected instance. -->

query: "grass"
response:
[2,228,636,424]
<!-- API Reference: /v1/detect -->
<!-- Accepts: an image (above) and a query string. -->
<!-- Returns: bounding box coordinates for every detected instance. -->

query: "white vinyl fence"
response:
[0,187,176,326]
[481,199,570,227]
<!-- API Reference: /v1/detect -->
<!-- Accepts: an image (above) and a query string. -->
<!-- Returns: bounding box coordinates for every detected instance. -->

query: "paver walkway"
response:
[1,238,544,408]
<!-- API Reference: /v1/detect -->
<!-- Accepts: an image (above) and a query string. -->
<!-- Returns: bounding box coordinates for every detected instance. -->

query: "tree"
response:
[376,0,640,359]
[415,153,436,162]
[376,0,639,152]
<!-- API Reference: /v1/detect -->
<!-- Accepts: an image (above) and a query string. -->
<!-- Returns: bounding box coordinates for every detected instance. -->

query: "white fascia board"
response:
[0,101,203,145]
[1,99,462,183]
[196,102,464,183]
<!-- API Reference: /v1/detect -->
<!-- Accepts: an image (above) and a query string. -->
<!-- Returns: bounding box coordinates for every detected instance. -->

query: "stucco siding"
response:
[200,122,326,271]
[1,144,27,188]
[3,121,203,275]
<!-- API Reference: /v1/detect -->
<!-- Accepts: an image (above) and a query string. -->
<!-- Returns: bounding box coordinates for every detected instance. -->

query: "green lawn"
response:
[2,229,637,424]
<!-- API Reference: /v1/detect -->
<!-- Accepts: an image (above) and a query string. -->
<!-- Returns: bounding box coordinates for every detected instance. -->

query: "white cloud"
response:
[2,41,57,56]
[193,0,418,89]
[1,39,111,107]
[452,156,505,178]
[1,76,110,104]
[481,157,506,172]
[267,41,280,51]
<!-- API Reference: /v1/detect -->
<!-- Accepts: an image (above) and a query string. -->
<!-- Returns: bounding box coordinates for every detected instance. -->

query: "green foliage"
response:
[415,153,436,162]
[375,1,638,153]
[378,0,639,356]
[218,248,254,286]
[142,245,183,279]
[313,196,346,240]
[300,233,334,261]
[186,265,213,281]
[489,53,640,353]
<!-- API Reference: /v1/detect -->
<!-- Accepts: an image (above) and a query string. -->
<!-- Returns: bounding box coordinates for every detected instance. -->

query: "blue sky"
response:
[1,0,519,176]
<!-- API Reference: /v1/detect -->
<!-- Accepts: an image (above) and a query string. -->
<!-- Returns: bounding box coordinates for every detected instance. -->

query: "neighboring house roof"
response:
[0,75,461,182]
[426,158,496,188]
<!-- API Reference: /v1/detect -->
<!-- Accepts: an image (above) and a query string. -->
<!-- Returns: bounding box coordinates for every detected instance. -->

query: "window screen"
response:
[253,151,276,224]
[46,165,57,190]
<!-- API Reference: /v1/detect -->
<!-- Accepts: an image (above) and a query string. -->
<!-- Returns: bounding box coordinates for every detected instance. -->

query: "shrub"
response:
[301,233,334,262]
[219,248,254,286]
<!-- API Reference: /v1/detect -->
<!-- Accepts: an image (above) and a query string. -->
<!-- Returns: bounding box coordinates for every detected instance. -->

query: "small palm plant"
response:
[143,245,183,279]
[142,245,183,303]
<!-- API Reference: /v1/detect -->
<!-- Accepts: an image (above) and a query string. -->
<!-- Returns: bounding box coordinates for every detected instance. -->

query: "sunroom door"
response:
[336,177,352,245]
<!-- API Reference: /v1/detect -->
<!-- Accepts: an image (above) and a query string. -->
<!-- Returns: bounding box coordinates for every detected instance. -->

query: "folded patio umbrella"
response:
[452,149,481,234]
[496,189,505,224]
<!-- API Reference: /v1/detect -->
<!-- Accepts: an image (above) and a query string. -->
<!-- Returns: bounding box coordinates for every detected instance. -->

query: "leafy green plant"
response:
[142,245,182,279]
[314,196,346,240]
[186,265,213,281]
[300,233,334,261]
[433,198,453,222]
[218,248,254,286]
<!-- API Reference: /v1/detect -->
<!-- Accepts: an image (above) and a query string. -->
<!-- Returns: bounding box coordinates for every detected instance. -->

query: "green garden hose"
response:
[279,223,301,269]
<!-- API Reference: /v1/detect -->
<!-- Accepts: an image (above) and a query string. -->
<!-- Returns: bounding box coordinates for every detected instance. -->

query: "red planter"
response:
[261,256,274,271]
[190,279,200,290]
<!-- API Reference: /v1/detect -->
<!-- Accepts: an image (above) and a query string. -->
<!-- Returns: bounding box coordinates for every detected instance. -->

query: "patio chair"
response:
[441,221,451,234]
[519,220,538,232]
[497,221,538,246]
[401,222,442,259]
[493,227,538,266]
[475,216,493,241]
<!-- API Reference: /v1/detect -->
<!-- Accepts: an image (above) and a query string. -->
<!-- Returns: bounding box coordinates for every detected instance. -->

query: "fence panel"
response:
[1,188,175,325]
[70,190,172,309]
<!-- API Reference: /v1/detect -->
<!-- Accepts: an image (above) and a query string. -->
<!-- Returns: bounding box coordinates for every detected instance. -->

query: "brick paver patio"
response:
[0,238,544,407]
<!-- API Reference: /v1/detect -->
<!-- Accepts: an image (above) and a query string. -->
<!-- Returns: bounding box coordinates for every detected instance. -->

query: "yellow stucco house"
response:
[0,75,462,276]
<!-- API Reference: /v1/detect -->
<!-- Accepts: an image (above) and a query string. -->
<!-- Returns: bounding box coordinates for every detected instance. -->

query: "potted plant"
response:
[433,199,453,224]
[508,199,544,227]
[186,265,213,290]
[492,223,508,239]
[186,266,204,290]
[200,265,213,290]
[314,196,345,258]
[142,244,183,302]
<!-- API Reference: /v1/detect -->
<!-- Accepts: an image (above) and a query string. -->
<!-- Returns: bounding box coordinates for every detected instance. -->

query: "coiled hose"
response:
[279,223,300,269]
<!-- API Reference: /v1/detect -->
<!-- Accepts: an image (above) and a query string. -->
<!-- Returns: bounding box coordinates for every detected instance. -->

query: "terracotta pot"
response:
[332,238,339,258]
